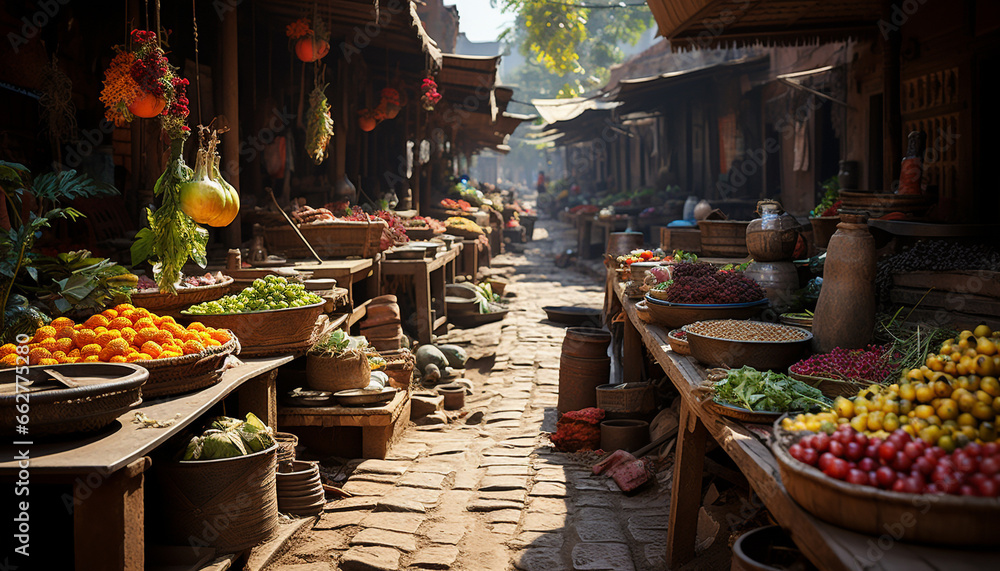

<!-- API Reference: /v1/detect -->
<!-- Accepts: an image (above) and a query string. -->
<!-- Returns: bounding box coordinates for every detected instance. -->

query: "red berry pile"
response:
[789,424,1000,497]
[662,262,765,304]
[790,344,901,383]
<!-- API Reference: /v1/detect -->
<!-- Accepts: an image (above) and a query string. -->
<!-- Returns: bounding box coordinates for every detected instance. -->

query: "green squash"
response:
[415,344,448,371]
[437,344,468,368]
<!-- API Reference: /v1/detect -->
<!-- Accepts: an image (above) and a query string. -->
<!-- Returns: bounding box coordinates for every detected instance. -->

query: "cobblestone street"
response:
[266,221,676,571]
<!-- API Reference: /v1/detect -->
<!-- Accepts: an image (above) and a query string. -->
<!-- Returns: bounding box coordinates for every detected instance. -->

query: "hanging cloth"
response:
[793,120,810,172]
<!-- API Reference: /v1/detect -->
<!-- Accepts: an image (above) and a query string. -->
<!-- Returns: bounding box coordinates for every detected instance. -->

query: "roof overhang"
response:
[644,0,880,48]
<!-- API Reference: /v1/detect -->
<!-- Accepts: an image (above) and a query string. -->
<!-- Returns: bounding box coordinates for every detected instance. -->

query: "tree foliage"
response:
[496,1,654,97]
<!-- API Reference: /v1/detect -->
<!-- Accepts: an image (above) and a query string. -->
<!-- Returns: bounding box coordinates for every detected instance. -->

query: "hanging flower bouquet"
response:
[421,77,442,111]
[286,17,330,62]
[376,87,402,120]
[100,30,189,139]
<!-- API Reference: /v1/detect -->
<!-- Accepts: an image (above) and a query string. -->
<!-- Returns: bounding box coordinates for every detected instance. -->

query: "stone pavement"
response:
[266,220,676,571]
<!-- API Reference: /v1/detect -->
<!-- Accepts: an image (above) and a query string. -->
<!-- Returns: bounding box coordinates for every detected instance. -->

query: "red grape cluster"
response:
[789,424,1000,496]
[790,345,901,383]
[664,263,765,304]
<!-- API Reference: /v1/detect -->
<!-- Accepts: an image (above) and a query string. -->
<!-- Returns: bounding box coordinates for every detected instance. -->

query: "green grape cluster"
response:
[187,275,323,315]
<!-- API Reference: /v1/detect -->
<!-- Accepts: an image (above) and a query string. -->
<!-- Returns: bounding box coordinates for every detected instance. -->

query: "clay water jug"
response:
[812,213,875,352]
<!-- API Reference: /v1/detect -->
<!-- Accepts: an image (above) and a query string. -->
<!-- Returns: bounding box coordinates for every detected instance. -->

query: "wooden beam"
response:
[220,4,241,247]
[882,0,903,191]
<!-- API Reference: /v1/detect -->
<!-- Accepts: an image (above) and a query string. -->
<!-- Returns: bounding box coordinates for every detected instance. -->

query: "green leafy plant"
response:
[1,161,119,334]
[672,250,698,262]
[309,329,371,358]
[26,250,137,316]
[474,282,502,314]
[713,366,831,412]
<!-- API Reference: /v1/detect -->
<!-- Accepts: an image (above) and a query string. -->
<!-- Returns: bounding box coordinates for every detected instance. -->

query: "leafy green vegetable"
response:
[309,329,370,358]
[713,366,831,413]
[131,137,209,294]
[474,282,502,314]
[673,250,698,262]
[26,250,137,316]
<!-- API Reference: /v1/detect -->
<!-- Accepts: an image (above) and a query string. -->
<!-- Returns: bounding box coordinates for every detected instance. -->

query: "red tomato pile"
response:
[789,423,1000,497]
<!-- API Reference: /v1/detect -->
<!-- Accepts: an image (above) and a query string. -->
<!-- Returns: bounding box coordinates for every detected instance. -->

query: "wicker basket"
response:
[596,382,656,416]
[381,348,415,390]
[181,301,325,358]
[446,226,484,240]
[274,431,299,465]
[772,424,1000,546]
[305,352,371,392]
[154,444,278,553]
[0,363,146,436]
[404,226,436,240]
[263,219,386,259]
[129,277,234,319]
[140,335,239,399]
[697,219,750,257]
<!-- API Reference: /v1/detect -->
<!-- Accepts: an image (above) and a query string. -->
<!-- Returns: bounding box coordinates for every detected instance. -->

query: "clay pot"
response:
[436,383,465,410]
[370,294,398,305]
[811,213,876,352]
[358,113,377,132]
[693,200,712,221]
[295,37,330,62]
[744,261,799,313]
[365,303,401,325]
[600,419,650,452]
[745,200,801,262]
[128,90,166,118]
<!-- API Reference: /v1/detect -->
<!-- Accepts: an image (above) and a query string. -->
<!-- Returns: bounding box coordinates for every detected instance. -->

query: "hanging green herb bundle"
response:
[306,82,334,165]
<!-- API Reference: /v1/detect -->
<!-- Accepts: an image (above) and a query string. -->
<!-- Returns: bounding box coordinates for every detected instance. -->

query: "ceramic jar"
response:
[745,200,801,262]
[811,213,876,352]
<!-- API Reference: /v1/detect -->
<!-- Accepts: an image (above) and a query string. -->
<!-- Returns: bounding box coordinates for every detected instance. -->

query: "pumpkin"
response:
[295,37,330,62]
[128,90,166,118]
[358,110,377,132]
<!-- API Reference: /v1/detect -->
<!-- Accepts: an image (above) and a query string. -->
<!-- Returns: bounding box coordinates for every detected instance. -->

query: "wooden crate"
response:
[660,227,702,254]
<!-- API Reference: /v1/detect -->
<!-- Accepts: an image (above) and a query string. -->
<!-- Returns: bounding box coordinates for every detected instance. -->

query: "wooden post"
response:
[239,369,278,428]
[622,312,643,382]
[666,398,708,568]
[220,3,241,247]
[882,0,903,191]
[74,457,150,571]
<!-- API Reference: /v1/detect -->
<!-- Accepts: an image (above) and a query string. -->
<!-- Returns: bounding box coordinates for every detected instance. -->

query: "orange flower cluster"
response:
[0,304,232,368]
[286,18,312,39]
[100,52,142,126]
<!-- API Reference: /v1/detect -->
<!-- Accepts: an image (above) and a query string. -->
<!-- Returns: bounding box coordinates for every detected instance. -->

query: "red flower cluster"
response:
[421,77,441,111]
[129,30,169,96]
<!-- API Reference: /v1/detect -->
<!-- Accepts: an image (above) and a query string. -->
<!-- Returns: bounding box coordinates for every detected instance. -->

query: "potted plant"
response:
[809,176,841,249]
[305,330,371,392]
[286,17,330,62]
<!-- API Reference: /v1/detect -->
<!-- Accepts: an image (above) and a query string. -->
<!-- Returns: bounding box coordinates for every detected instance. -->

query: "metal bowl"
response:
[643,295,767,329]
[682,322,812,371]
[334,387,397,407]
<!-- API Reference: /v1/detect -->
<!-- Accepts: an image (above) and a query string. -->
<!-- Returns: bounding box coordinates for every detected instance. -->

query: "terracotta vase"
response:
[811,213,876,352]
[128,90,167,118]
[295,37,330,62]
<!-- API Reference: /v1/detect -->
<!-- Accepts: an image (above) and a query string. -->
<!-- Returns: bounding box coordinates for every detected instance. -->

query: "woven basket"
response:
[305,352,371,392]
[0,363,146,436]
[140,335,239,399]
[274,431,299,465]
[154,444,278,553]
[446,226,484,240]
[129,277,234,319]
[181,301,325,358]
[404,227,435,240]
[263,219,386,259]
[596,382,656,416]
[381,348,415,390]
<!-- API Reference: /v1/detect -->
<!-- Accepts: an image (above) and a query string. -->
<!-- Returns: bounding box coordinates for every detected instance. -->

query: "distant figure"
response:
[536,171,546,194]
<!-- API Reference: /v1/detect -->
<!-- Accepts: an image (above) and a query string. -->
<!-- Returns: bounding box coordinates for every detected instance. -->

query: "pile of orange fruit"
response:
[0,304,232,367]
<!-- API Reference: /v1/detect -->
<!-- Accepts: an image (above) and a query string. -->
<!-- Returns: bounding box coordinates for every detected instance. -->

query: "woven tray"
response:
[181,301,325,358]
[140,335,239,399]
[0,363,147,436]
[130,277,234,318]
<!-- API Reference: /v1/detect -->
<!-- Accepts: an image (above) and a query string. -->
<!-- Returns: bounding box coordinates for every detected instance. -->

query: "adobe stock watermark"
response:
[51,119,117,172]
[223,106,296,179]
[11,334,33,560]
[7,0,72,54]
[213,0,246,21]
[878,0,931,39]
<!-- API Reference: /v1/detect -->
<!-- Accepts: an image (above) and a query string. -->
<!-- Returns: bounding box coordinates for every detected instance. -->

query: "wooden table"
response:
[0,356,292,571]
[382,245,461,344]
[277,390,411,459]
[610,279,999,571]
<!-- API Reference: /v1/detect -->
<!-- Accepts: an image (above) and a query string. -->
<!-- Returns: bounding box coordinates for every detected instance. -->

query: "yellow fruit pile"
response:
[782,325,1000,451]
[0,304,232,367]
